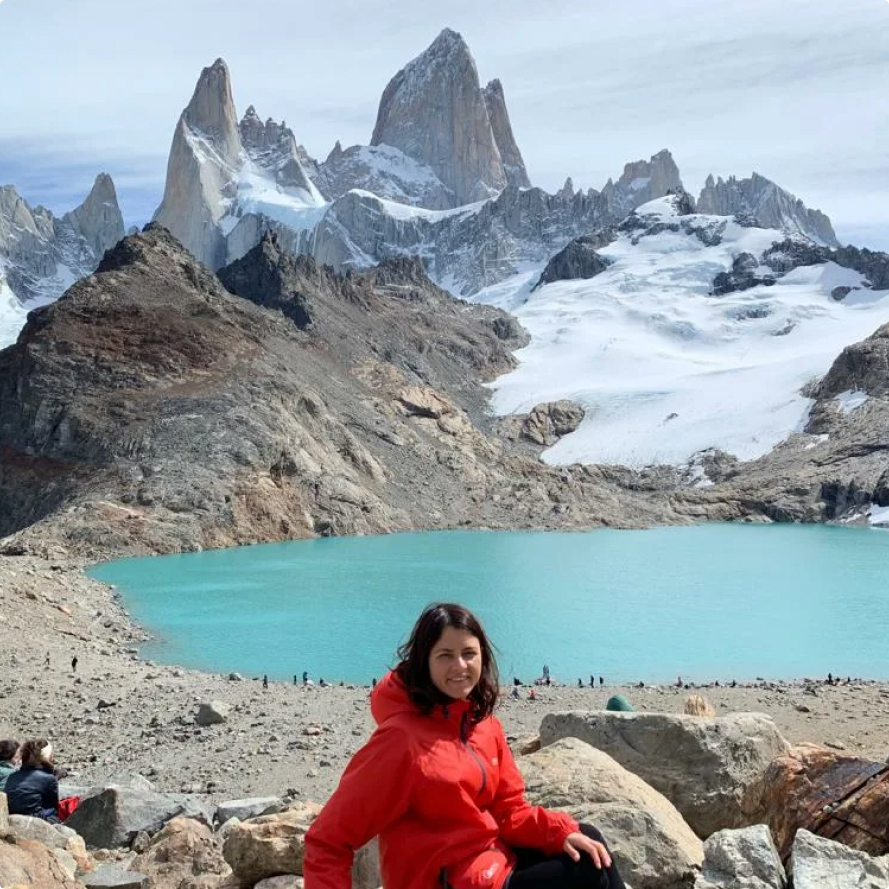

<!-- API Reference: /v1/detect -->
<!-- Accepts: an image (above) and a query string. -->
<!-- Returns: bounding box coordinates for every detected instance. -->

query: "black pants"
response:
[506,824,626,889]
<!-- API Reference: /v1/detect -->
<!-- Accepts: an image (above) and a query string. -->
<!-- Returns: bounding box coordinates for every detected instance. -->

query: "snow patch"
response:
[868,504,889,526]
[0,270,28,350]
[834,390,869,414]
[474,215,889,467]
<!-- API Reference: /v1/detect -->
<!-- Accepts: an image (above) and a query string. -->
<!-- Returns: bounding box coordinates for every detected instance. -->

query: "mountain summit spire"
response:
[370,28,527,205]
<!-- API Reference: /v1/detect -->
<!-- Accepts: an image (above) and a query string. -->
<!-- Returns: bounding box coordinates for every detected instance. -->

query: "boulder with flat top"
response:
[540,711,788,838]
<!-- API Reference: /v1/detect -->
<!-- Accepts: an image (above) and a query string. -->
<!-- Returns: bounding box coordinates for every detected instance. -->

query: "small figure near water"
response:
[578,678,583,688]
[319,678,329,688]
[304,602,627,889]
[599,676,604,686]
[262,675,269,690]
[511,685,520,699]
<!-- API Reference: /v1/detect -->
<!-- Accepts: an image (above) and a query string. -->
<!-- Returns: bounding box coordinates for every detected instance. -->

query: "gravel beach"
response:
[2,554,888,806]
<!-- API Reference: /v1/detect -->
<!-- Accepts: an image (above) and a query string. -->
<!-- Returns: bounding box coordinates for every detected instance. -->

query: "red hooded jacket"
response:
[304,672,578,889]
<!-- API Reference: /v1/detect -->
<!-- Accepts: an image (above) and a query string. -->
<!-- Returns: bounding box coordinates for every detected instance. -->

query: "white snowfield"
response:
[0,270,28,350]
[474,198,889,468]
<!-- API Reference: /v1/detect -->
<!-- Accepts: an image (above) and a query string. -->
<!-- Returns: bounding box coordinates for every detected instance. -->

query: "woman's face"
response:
[429,626,483,700]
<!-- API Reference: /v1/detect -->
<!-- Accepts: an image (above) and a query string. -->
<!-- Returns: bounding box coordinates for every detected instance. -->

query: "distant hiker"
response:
[372,677,377,689]
[589,675,595,688]
[599,676,604,686]
[828,672,833,685]
[606,694,634,712]
[71,656,78,673]
[263,675,269,690]
[293,674,298,686]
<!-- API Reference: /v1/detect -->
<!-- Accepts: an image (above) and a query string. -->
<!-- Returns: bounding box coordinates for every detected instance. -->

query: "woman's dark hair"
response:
[0,739,19,761]
[396,603,499,721]
[19,738,49,769]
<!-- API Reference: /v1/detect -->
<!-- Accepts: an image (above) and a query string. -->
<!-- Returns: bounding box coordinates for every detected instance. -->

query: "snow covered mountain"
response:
[0,173,124,348]
[472,194,889,468]
[148,30,838,302]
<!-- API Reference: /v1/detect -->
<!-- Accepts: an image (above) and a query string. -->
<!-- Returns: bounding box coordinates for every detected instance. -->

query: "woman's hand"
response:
[562,832,612,869]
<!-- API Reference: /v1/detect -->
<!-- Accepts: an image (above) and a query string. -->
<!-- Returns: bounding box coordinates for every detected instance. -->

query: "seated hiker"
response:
[304,603,626,889]
[5,739,60,822]
[0,739,20,791]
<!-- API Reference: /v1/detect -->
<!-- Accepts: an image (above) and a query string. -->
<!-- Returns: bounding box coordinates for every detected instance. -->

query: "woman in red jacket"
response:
[304,603,625,889]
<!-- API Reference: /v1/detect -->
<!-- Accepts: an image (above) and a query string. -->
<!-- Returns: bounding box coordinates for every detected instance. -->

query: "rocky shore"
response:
[2,554,888,806]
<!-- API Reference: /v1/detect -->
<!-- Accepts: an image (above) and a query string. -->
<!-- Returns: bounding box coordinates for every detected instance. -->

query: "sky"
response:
[1,0,888,247]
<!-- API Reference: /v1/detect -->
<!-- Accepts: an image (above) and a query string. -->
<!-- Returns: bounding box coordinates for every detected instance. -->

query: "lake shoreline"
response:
[3,553,889,807]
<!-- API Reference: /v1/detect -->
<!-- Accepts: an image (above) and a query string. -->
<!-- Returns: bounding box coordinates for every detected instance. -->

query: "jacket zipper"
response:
[461,711,487,797]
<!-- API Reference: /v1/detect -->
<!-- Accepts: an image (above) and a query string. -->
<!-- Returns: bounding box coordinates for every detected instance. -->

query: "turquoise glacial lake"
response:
[88,525,889,685]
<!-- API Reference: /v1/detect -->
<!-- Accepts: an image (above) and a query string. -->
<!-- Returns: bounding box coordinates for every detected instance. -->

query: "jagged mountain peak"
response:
[182,57,239,158]
[697,171,838,246]
[371,28,515,206]
[482,78,530,189]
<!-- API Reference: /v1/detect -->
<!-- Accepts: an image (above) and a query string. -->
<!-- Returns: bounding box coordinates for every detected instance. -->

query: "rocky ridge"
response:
[697,172,837,246]
[0,225,694,556]
[2,219,889,556]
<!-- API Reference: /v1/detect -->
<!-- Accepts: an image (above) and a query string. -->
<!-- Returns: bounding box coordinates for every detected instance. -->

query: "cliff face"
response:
[153,59,242,269]
[370,29,513,206]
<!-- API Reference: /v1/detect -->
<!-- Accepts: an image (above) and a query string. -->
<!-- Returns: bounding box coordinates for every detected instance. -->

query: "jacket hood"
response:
[371,669,471,727]
[370,670,415,726]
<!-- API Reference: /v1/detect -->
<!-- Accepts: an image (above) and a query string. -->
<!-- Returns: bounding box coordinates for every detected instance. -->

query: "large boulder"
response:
[540,711,788,838]
[695,825,786,889]
[131,816,230,889]
[0,832,82,888]
[222,801,320,885]
[520,737,703,889]
[746,744,889,859]
[521,400,585,446]
[8,814,78,849]
[791,829,889,889]
[64,786,213,849]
